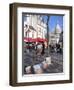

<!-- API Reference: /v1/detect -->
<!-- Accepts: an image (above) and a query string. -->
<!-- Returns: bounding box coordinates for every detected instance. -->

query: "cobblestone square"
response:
[23,49,63,74]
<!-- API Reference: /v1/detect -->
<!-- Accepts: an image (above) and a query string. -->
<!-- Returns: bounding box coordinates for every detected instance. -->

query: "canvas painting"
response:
[22,14,63,75]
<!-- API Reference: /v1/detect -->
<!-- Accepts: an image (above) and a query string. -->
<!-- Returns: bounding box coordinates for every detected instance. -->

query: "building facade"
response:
[49,23,62,45]
[24,15,47,40]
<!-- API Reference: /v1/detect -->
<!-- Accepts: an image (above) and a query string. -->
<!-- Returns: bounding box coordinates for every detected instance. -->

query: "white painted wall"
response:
[0,0,74,90]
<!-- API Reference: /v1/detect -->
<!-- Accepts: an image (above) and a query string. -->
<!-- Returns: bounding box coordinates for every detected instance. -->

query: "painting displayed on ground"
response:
[22,14,63,75]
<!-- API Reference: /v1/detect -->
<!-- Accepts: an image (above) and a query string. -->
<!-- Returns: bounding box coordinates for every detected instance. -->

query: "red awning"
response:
[34,38,47,42]
[24,38,33,42]
[24,38,47,42]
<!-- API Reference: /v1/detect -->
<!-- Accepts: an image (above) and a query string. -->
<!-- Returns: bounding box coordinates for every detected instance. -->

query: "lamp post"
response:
[27,25,30,51]
[47,15,50,56]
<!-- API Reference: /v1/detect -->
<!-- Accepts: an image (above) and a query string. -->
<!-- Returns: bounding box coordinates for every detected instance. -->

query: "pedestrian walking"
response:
[36,43,42,55]
[41,42,45,55]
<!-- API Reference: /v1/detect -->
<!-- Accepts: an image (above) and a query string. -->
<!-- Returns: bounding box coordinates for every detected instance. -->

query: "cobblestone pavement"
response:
[23,49,63,74]
[44,52,63,73]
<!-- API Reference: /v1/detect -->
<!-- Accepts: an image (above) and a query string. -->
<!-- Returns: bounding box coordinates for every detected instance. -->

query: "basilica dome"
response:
[54,24,62,34]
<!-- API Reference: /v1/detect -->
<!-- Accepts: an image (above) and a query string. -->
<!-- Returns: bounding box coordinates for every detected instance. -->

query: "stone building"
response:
[24,15,47,40]
[49,23,62,45]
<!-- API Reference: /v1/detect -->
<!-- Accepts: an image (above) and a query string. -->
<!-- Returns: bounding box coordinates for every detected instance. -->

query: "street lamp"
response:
[46,15,50,56]
[27,25,30,51]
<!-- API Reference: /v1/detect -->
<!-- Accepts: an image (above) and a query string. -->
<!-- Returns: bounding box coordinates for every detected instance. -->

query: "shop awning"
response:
[24,38,34,42]
[34,38,47,42]
[24,37,47,42]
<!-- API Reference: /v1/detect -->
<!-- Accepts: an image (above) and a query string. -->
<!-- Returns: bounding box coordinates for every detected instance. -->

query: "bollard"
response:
[45,57,51,65]
[33,64,43,74]
[25,66,31,74]
[42,60,48,69]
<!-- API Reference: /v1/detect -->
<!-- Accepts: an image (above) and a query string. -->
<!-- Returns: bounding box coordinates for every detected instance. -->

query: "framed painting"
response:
[9,3,72,86]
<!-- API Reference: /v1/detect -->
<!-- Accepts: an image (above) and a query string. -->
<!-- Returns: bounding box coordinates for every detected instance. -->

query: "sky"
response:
[42,15,63,32]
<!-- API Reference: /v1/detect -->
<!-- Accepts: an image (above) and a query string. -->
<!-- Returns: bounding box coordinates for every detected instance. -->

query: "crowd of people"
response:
[49,43,63,54]
[24,41,63,55]
[25,42,45,55]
